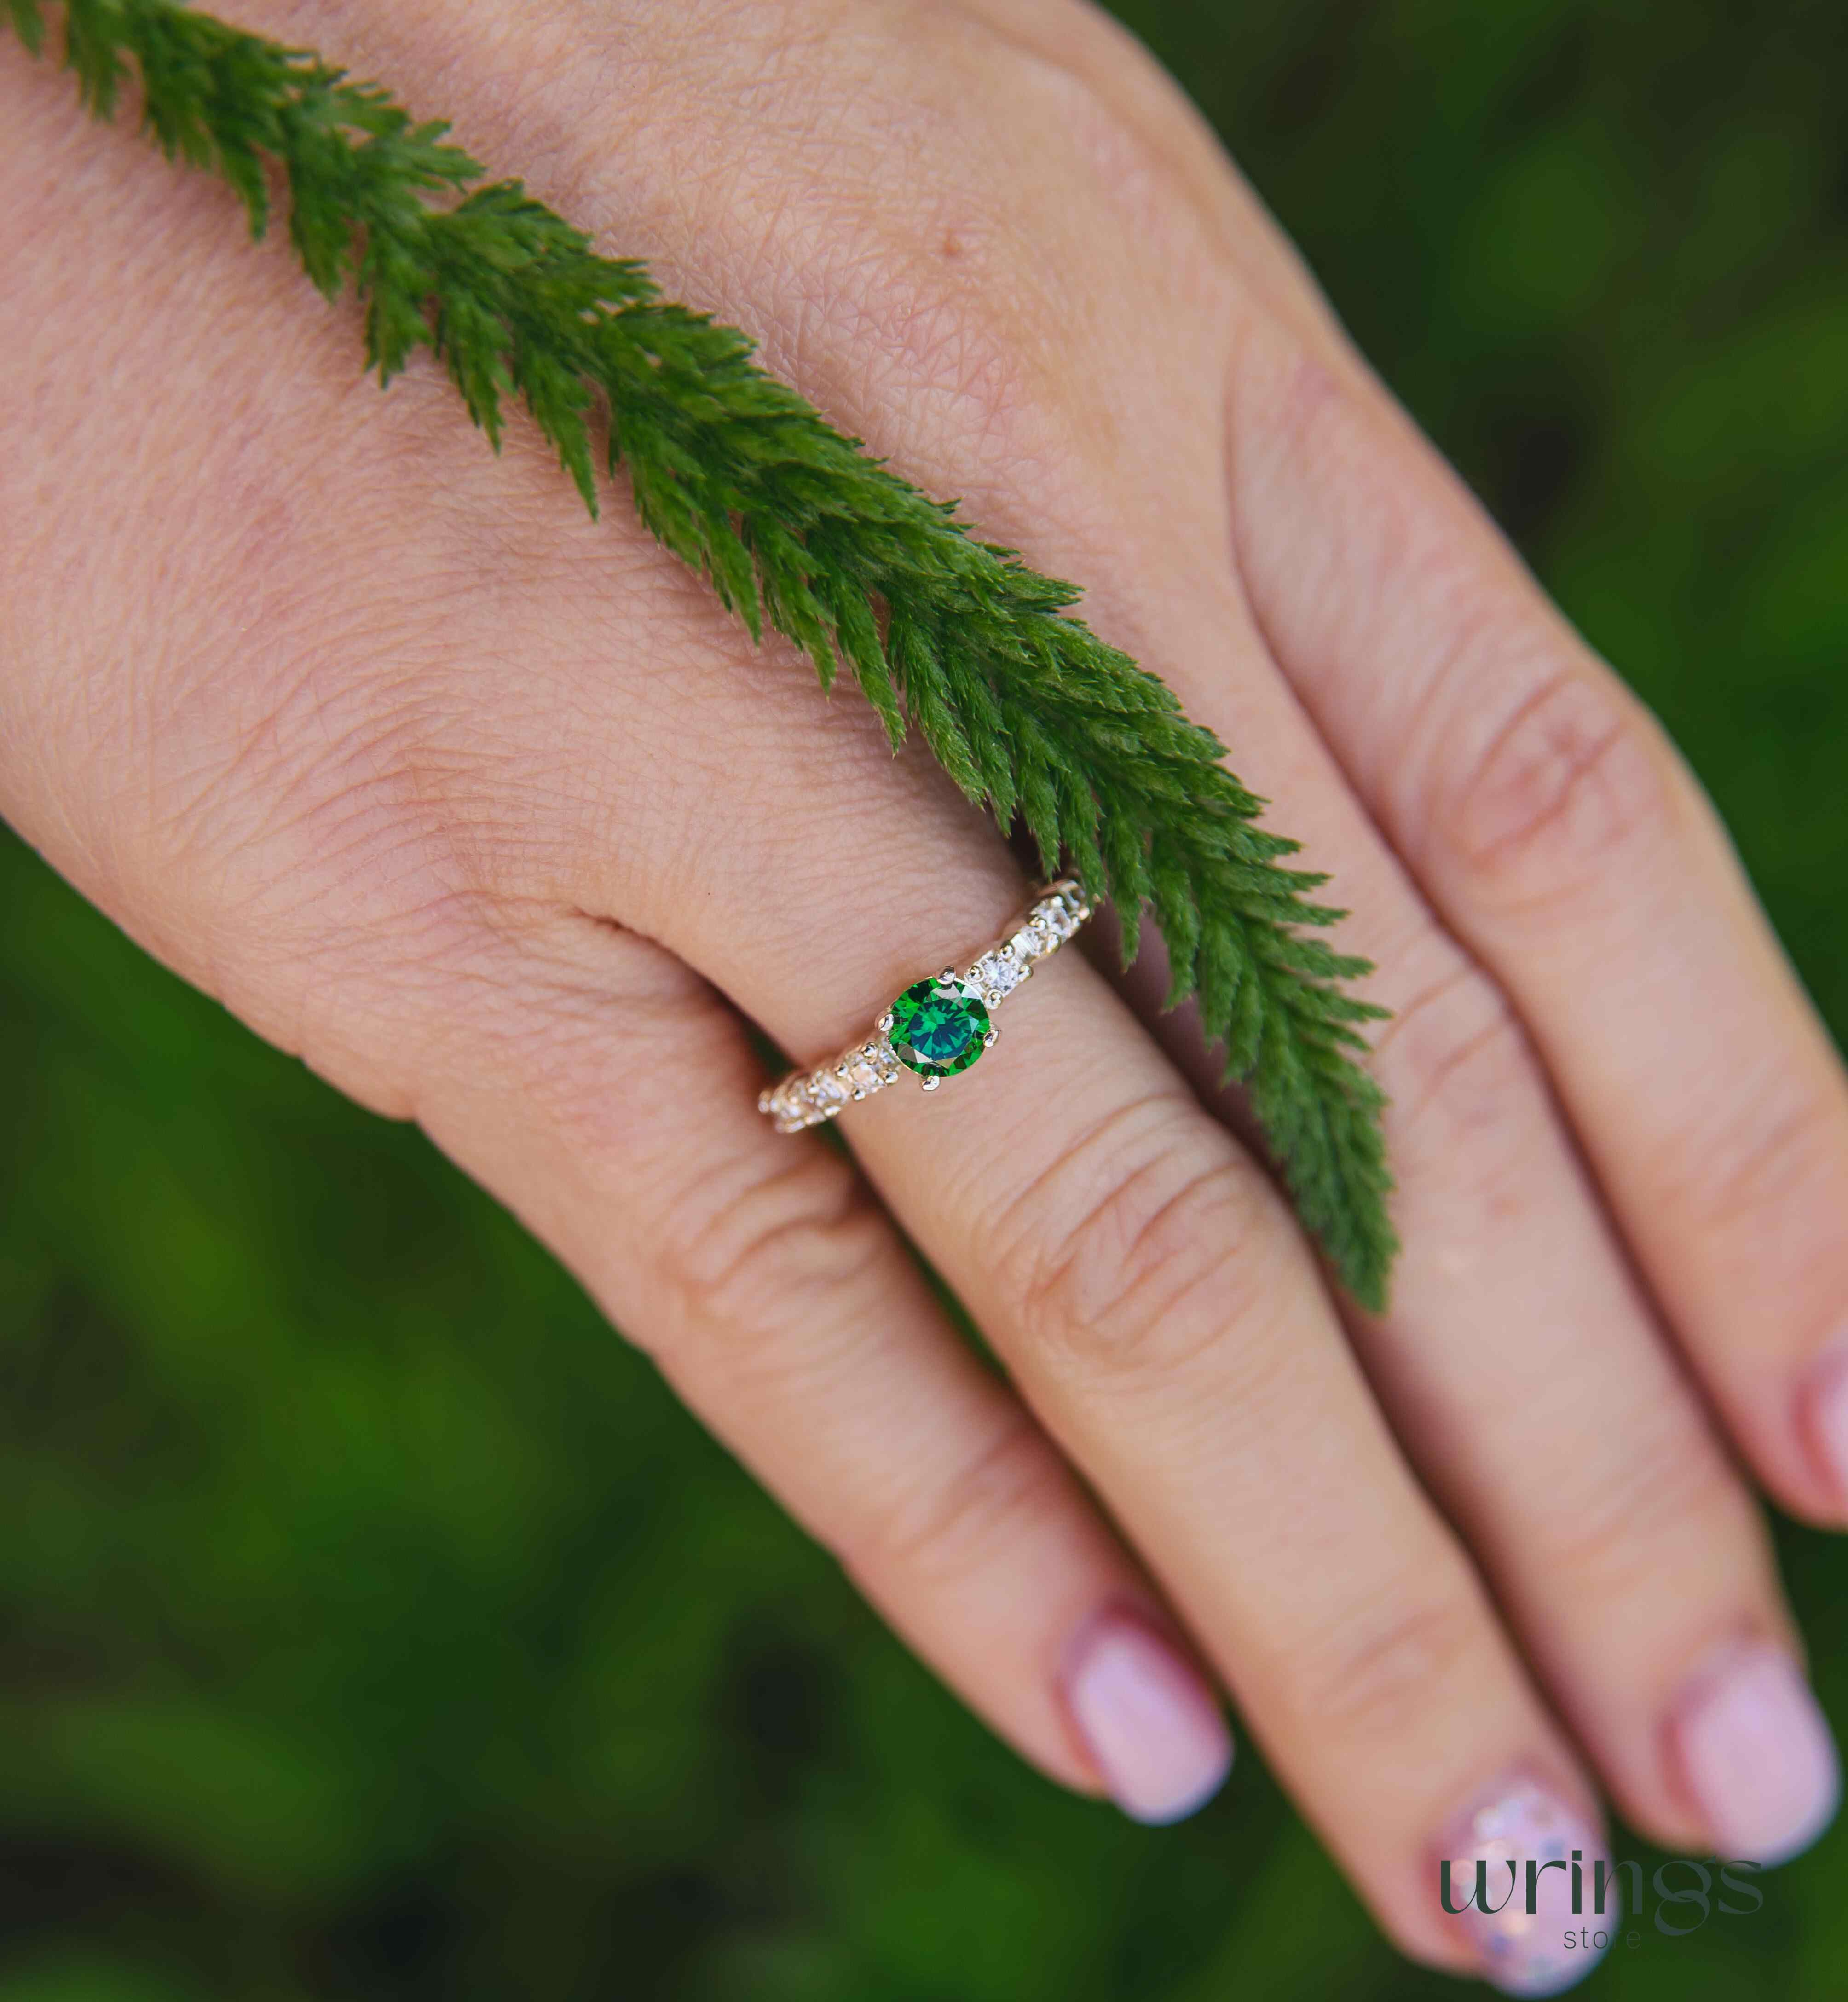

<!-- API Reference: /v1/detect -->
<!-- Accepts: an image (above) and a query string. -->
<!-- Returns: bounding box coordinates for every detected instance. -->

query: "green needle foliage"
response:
[5,0,1397,1303]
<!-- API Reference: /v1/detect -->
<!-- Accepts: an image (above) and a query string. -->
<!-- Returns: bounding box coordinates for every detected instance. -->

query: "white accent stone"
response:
[973,948,1028,1001]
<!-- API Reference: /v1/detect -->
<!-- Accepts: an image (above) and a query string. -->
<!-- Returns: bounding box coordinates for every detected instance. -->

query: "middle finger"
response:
[1083,509,1811,1866]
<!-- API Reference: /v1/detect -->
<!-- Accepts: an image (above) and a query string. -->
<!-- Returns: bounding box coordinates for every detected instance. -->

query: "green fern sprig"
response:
[4,0,1398,1304]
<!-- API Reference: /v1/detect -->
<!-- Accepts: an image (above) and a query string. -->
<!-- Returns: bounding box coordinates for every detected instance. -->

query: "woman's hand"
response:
[5,0,1844,1987]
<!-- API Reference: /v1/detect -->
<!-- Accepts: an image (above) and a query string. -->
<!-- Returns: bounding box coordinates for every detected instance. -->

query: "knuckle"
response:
[1378,957,1539,1150]
[1438,663,1674,908]
[987,1093,1272,1386]
[1657,1081,1839,1241]
[1534,1410,1747,1594]
[1284,1582,1491,1745]
[655,1147,889,1342]
[849,1415,1072,1592]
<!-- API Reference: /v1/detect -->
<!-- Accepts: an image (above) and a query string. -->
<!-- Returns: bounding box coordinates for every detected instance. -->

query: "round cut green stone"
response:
[889,977,992,1080]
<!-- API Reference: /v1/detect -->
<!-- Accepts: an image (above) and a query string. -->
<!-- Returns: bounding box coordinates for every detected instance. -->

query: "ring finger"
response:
[603,710,1611,1980]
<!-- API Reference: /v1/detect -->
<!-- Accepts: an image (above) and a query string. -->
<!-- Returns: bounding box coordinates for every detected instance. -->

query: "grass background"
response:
[4,0,1848,1995]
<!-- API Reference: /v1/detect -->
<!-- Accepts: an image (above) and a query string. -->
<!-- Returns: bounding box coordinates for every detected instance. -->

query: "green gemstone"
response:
[889,977,992,1080]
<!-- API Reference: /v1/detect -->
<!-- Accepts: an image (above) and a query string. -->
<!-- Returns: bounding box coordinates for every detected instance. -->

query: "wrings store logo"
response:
[1443,1850,1766,1944]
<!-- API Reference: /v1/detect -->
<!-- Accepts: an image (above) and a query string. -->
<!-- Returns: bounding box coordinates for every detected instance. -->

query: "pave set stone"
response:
[759,880,1091,1132]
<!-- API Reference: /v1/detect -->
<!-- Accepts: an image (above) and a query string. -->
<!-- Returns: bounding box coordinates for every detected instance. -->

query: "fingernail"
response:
[1671,1641,1840,1864]
[1438,1777,1611,1996]
[1803,1346,1848,1510]
[1062,1612,1232,1824]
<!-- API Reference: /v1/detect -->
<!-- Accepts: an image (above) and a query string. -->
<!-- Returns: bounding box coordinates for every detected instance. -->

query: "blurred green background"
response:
[5,0,1847,1995]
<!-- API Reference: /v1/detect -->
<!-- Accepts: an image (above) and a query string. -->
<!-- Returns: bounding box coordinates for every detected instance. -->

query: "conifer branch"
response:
[5,0,1399,1304]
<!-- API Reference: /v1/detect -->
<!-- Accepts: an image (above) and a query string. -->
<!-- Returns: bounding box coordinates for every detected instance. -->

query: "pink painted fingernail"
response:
[1437,1777,1611,1996]
[1671,1641,1840,1864]
[1803,1347,1848,1510]
[1062,1612,1232,1824]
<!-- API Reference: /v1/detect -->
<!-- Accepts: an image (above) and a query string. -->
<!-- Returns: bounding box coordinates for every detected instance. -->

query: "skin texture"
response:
[5,0,1848,1981]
